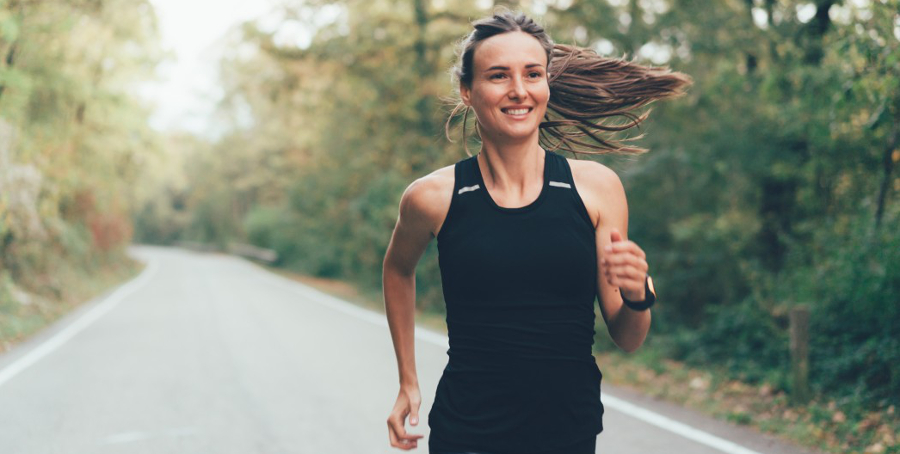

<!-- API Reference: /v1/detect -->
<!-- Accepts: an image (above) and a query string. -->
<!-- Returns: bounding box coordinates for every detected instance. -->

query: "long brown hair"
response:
[446,10,693,156]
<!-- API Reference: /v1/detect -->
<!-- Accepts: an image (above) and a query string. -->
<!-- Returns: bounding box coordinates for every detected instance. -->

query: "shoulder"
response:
[566,157,627,228]
[399,164,455,236]
[401,164,454,210]
[567,157,622,190]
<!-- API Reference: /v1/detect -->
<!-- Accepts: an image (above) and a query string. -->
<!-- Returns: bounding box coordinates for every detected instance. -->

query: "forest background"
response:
[1,0,898,452]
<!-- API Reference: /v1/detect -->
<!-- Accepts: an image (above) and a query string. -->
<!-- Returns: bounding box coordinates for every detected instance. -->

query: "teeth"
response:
[505,108,529,115]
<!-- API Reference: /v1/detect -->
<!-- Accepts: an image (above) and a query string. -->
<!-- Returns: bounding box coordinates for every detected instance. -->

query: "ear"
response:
[459,83,472,107]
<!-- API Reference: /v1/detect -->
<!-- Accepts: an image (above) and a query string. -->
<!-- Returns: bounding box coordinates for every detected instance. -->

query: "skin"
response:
[383,31,652,450]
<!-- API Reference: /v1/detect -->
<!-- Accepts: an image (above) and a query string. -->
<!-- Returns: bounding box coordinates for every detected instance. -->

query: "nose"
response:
[508,75,527,100]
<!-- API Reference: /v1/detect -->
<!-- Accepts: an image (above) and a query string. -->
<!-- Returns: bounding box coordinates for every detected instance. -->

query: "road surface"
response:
[0,246,819,453]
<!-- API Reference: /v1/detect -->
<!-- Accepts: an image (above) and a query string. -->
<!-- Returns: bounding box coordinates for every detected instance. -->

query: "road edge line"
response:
[601,394,763,454]
[0,259,159,389]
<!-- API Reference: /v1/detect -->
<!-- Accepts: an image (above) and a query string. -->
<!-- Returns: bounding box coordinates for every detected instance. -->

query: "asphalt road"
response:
[0,246,820,454]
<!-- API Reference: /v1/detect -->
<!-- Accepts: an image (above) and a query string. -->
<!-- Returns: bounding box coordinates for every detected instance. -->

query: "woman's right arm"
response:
[383,171,451,450]
[384,177,435,387]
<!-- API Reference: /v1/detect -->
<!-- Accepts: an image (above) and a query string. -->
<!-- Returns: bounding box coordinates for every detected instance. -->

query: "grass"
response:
[0,254,144,353]
[589,343,899,453]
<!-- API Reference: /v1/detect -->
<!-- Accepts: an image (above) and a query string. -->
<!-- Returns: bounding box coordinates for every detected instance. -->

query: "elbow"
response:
[608,307,651,353]
[611,334,644,353]
[610,319,650,353]
[383,259,414,280]
[616,339,644,354]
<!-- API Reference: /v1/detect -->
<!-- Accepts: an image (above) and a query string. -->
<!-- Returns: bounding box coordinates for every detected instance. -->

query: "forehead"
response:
[472,31,548,71]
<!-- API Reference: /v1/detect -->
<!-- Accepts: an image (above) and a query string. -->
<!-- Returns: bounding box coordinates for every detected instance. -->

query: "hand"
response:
[601,228,649,302]
[387,385,424,450]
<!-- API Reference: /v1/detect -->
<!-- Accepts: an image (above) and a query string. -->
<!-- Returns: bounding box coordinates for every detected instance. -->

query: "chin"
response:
[499,126,541,142]
[479,118,542,143]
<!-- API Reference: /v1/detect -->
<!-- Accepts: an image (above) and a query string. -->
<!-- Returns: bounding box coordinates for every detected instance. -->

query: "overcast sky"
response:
[142,0,275,136]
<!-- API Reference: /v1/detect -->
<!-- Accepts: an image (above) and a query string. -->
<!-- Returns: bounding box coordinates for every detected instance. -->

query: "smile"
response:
[501,107,532,116]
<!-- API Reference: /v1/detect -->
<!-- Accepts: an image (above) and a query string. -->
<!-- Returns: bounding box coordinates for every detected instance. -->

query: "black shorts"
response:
[429,434,596,454]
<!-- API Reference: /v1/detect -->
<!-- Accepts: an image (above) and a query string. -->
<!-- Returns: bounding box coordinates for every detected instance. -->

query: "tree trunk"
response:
[0,42,17,102]
[802,0,835,65]
[758,176,797,272]
[412,0,433,137]
[875,123,899,228]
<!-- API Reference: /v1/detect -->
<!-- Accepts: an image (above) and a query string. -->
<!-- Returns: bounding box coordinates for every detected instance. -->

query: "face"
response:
[460,31,550,144]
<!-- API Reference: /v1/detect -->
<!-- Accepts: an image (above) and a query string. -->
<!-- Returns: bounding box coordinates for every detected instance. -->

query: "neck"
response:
[477,132,545,193]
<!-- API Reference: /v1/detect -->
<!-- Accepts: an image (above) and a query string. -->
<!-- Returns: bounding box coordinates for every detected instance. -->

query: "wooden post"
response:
[790,306,811,404]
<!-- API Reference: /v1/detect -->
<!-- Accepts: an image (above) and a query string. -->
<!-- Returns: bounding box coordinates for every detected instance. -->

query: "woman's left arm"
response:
[575,160,652,353]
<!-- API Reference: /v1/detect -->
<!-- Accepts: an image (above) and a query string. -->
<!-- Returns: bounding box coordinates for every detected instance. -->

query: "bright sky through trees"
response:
[142,0,274,135]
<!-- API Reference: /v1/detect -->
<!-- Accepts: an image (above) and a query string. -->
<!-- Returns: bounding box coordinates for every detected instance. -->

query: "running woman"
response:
[383,10,691,454]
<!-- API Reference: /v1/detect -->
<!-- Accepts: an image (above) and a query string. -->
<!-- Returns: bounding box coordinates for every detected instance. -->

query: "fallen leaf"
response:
[690,376,708,390]
[832,411,846,424]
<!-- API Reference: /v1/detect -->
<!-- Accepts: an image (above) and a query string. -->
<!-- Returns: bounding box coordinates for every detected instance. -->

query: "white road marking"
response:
[100,431,152,445]
[164,426,199,437]
[98,427,197,446]
[602,394,763,454]
[0,260,159,389]
[256,266,764,454]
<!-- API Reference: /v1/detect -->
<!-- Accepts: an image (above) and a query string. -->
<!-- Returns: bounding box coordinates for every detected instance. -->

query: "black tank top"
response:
[427,149,604,454]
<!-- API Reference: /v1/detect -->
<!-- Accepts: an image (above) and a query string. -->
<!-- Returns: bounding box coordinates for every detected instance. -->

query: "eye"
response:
[489,73,507,80]
[528,71,543,79]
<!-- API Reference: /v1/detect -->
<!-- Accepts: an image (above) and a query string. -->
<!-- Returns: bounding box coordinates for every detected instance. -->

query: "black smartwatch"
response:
[621,275,656,311]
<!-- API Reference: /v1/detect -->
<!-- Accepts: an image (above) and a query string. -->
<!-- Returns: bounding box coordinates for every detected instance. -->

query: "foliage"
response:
[801,209,900,407]
[133,0,900,418]
[0,0,163,327]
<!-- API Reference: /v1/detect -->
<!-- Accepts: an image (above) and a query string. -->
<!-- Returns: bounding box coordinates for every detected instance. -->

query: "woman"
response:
[383,10,691,454]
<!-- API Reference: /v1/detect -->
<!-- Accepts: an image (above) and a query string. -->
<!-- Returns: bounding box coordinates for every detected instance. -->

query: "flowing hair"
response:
[445,10,693,156]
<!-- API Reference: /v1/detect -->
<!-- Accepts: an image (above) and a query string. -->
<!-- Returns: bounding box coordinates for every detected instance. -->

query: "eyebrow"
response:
[485,63,545,72]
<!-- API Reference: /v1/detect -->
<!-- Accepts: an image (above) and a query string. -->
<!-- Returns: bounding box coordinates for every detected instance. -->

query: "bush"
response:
[655,207,900,408]
[674,297,789,387]
[802,212,900,407]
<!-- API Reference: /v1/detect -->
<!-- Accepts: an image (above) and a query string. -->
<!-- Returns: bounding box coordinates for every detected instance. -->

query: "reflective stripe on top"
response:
[458,184,481,194]
[549,181,571,188]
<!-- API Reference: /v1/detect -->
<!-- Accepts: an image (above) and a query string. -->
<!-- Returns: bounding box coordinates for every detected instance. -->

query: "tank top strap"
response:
[545,150,575,188]
[453,155,483,196]
[545,151,595,230]
[437,155,482,243]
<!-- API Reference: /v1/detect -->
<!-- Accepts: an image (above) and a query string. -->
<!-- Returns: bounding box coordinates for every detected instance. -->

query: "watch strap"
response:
[621,275,656,311]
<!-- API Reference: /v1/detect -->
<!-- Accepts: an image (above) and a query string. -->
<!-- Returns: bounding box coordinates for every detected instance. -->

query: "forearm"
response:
[608,304,651,353]
[383,263,419,387]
